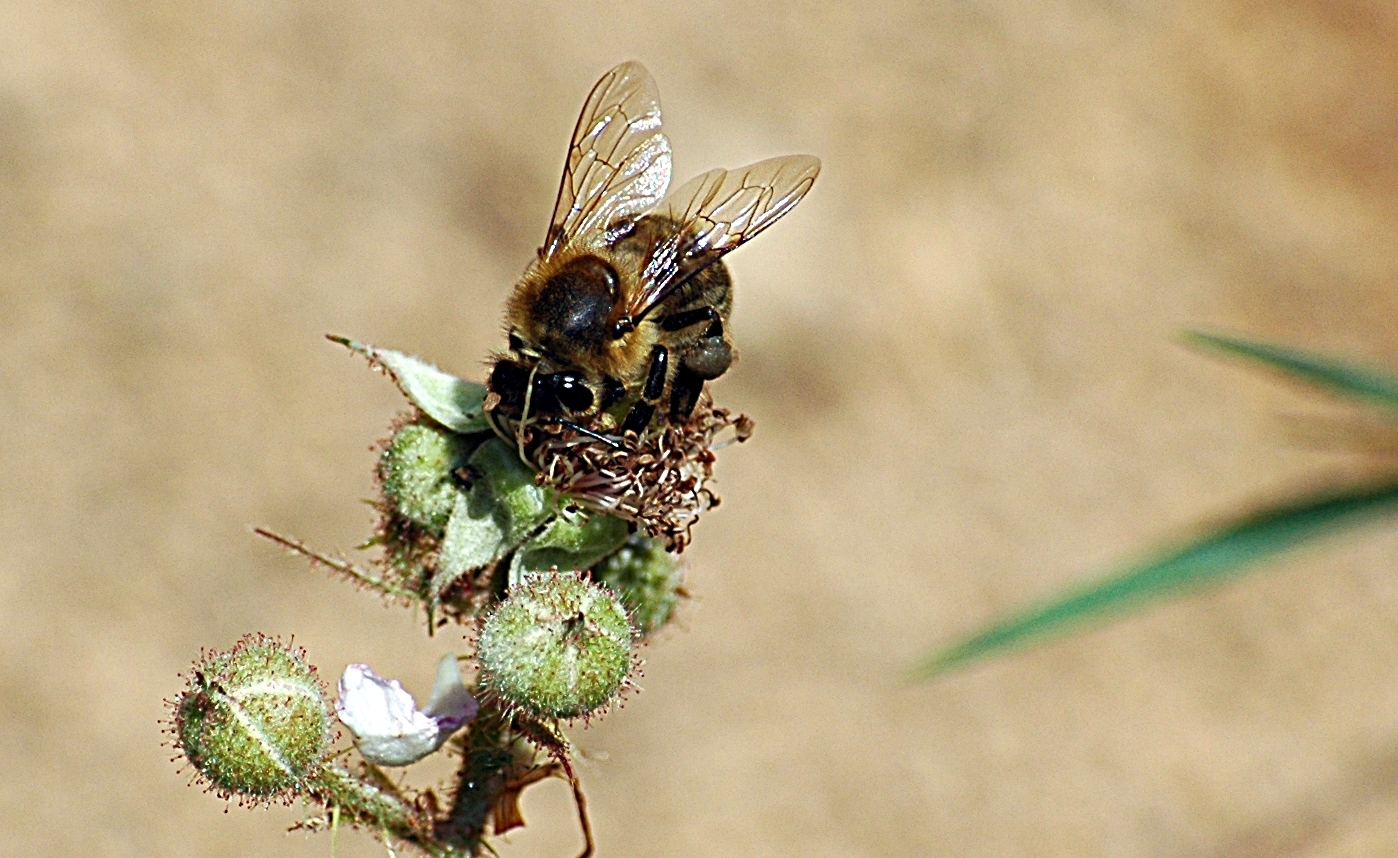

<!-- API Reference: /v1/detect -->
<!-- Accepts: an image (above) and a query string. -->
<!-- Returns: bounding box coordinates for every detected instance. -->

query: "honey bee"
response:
[485,61,819,442]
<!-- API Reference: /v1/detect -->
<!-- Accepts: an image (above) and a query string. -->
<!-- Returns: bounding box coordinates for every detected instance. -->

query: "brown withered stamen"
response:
[526,395,752,552]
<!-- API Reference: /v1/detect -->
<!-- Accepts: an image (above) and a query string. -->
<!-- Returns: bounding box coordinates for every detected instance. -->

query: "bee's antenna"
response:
[541,418,624,451]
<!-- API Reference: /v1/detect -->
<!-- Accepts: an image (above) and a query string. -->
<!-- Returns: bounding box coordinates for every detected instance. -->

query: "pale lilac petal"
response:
[423,654,479,732]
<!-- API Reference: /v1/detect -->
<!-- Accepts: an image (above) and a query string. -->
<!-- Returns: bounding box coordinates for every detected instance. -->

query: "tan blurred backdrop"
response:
[5,1,1398,856]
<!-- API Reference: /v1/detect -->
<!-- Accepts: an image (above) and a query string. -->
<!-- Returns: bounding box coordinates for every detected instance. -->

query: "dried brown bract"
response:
[529,395,753,552]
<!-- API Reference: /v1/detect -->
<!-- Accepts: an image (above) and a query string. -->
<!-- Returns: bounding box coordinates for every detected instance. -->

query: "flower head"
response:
[530,395,753,552]
[477,569,635,721]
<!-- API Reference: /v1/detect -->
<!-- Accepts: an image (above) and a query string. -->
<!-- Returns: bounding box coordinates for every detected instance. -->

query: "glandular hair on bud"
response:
[477,570,633,720]
[594,535,683,637]
[380,421,477,534]
[172,634,332,801]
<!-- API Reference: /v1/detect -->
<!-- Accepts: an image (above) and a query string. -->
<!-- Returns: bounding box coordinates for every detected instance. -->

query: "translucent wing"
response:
[625,155,820,320]
[543,62,672,259]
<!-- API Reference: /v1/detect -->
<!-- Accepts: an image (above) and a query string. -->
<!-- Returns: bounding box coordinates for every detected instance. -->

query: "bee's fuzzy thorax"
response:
[507,251,661,389]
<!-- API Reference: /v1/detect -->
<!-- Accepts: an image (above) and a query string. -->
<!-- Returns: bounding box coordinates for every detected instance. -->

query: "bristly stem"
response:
[513,716,594,858]
[306,764,448,856]
[253,527,420,602]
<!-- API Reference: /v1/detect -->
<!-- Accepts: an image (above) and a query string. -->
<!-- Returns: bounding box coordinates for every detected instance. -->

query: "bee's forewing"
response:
[627,155,820,318]
[543,61,672,259]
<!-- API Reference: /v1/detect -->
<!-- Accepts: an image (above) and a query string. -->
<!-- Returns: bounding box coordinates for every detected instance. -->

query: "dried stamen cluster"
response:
[529,397,754,552]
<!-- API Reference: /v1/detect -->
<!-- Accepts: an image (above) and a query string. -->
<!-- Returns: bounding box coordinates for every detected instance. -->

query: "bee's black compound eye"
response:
[551,373,594,413]
[528,371,594,416]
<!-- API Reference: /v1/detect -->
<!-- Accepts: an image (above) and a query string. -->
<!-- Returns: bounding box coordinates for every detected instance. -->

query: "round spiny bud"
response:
[379,421,476,533]
[477,570,633,720]
[172,634,332,801]
[594,535,683,637]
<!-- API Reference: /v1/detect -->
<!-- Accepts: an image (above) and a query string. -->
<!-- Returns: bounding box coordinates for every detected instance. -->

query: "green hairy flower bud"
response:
[478,570,634,720]
[379,421,477,533]
[171,634,333,801]
[594,536,684,637]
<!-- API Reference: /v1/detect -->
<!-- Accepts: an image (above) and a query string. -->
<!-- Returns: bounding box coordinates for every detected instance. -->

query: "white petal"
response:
[335,661,474,767]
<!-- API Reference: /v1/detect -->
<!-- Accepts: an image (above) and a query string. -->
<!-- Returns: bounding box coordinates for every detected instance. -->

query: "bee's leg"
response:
[620,345,668,435]
[680,336,732,381]
[668,366,706,422]
[598,375,628,411]
[661,305,733,382]
[659,306,722,336]
[620,402,654,436]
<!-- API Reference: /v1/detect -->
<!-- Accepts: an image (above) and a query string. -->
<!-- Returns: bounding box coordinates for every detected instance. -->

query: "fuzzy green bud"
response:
[379,421,477,533]
[594,536,684,637]
[478,570,633,720]
[172,634,333,800]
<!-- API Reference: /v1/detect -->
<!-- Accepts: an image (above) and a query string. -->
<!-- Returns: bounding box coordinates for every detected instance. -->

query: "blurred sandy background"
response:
[6,1,1398,856]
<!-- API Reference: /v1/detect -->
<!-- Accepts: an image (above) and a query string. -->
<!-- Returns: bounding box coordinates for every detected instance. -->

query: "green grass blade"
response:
[913,480,1398,679]
[1185,330,1398,412]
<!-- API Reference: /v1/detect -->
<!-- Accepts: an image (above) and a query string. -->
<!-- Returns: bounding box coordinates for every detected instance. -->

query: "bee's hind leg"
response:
[657,305,733,423]
[662,305,733,383]
[620,344,669,435]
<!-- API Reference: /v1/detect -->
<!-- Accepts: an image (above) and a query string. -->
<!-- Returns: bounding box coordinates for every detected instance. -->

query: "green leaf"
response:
[329,335,490,433]
[509,512,630,585]
[433,488,507,601]
[914,480,1398,679]
[429,438,553,604]
[466,438,551,542]
[1185,331,1398,412]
